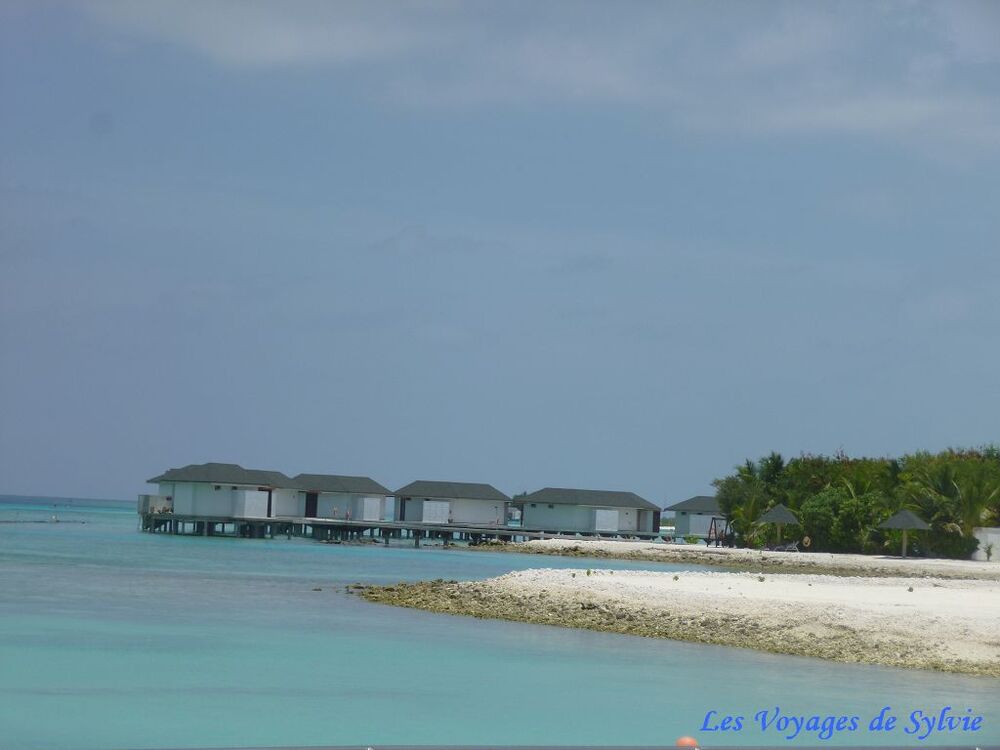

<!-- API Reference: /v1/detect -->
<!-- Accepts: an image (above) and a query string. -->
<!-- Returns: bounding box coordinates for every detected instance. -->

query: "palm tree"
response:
[908,464,998,536]
[953,468,999,535]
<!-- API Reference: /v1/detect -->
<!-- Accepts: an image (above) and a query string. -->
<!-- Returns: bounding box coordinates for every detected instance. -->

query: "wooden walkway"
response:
[139,513,664,545]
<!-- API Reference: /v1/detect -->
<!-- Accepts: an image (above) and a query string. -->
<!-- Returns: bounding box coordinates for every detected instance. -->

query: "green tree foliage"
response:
[712,446,1000,559]
[715,452,786,544]
[798,487,843,550]
[799,488,888,553]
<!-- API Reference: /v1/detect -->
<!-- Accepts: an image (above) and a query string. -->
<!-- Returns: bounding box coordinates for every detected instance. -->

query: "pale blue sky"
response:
[1,1,998,503]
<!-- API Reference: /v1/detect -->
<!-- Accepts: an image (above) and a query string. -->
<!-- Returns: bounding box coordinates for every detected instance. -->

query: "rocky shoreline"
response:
[354,568,1000,677]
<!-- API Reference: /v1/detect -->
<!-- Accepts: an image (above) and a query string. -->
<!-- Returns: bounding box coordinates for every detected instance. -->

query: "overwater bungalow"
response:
[143,462,294,519]
[139,465,666,542]
[665,495,724,538]
[514,487,660,534]
[284,473,394,521]
[395,480,510,525]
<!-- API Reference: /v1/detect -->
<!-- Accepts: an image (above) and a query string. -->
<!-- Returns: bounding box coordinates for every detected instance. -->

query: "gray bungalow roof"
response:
[148,463,290,487]
[664,495,720,513]
[288,473,391,495]
[518,487,659,511]
[395,480,510,502]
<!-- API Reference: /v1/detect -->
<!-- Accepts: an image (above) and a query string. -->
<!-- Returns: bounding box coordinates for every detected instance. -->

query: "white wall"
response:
[520,504,648,533]
[271,489,302,517]
[522,503,593,531]
[163,482,233,517]
[401,496,503,524]
[232,490,269,519]
[617,508,638,532]
[361,496,382,522]
[673,511,718,537]
[198,484,237,517]
[306,492,391,521]
[316,492,352,519]
[594,508,619,532]
[422,500,450,523]
[972,527,1000,562]
[160,482,195,514]
[449,497,503,524]
[157,481,283,517]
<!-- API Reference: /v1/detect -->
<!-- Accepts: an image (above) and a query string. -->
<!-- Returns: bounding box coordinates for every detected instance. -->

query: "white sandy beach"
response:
[361,564,1000,675]
[517,538,1000,579]
[501,568,1000,666]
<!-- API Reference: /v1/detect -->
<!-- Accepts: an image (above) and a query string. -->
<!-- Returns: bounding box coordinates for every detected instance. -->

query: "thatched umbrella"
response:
[757,503,799,543]
[878,509,930,557]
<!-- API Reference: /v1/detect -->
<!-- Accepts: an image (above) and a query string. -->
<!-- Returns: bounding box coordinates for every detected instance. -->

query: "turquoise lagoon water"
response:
[1,496,997,749]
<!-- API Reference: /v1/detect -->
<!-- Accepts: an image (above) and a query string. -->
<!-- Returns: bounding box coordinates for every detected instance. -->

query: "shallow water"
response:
[1,496,997,749]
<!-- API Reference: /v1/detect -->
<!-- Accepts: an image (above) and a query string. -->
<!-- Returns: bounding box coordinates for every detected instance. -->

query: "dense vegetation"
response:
[712,447,1000,559]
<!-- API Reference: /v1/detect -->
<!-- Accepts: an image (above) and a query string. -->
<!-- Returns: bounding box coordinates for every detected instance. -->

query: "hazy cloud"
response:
[80,1,1000,153]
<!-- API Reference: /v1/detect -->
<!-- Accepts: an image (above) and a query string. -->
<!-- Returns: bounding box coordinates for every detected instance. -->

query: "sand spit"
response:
[357,569,1000,676]
[475,538,1000,580]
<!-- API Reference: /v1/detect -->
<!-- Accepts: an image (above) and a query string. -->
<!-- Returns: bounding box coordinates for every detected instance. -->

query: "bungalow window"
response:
[548,504,554,509]
[214,485,221,490]
[530,503,537,507]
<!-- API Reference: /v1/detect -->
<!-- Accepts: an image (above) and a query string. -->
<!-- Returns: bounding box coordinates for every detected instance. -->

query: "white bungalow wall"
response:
[231,490,269,519]
[522,504,645,533]
[160,482,235,517]
[362,496,382,522]
[522,503,592,531]
[594,508,619,532]
[449,498,504,525]
[409,497,504,524]
[422,500,450,523]
[158,482,189,513]
[617,508,638,532]
[673,511,716,536]
[309,492,391,521]
[315,492,351,519]
[271,489,303,517]
[159,482,297,518]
